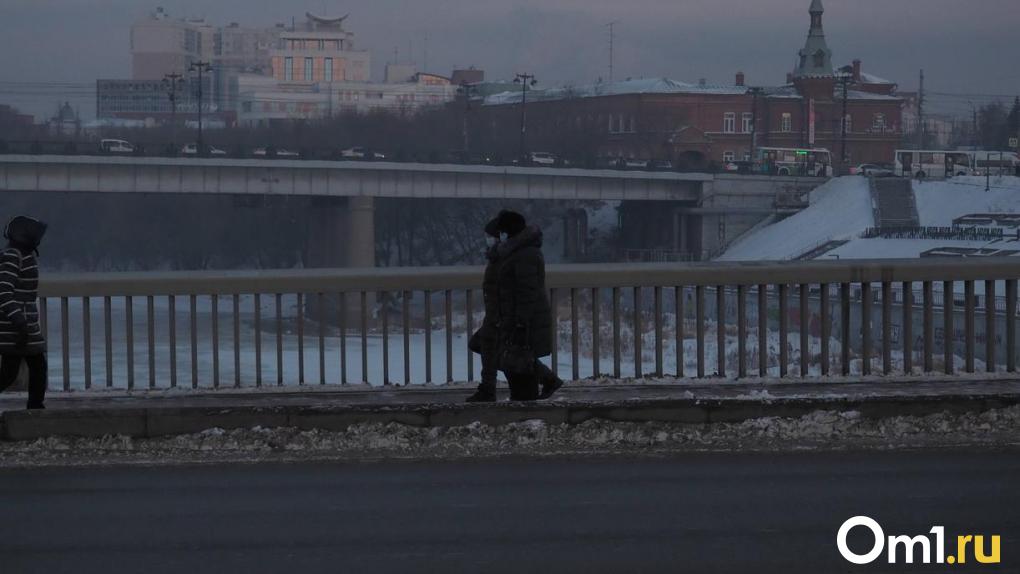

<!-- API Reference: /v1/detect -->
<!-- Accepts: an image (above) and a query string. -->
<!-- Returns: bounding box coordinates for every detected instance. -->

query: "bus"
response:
[894,149,1019,178]
[756,147,833,177]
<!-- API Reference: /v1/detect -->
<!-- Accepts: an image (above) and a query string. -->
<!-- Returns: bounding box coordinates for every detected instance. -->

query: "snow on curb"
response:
[3,406,1019,466]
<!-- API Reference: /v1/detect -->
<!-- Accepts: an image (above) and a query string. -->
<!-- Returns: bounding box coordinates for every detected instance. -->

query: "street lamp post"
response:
[162,73,184,155]
[189,60,213,156]
[514,73,537,162]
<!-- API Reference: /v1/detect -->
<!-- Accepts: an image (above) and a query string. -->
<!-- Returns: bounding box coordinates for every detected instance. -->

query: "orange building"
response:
[270,13,370,84]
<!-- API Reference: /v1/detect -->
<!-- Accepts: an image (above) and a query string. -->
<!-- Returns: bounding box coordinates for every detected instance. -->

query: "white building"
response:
[236,69,457,126]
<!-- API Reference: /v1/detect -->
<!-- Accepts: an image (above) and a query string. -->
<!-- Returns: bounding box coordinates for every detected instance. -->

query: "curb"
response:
[3,394,1020,442]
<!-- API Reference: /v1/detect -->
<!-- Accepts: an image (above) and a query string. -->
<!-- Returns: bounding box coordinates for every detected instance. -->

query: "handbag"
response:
[498,327,535,375]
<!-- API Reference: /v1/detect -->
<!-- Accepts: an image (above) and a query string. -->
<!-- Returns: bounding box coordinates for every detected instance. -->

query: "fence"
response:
[35,259,1020,391]
[861,226,1007,241]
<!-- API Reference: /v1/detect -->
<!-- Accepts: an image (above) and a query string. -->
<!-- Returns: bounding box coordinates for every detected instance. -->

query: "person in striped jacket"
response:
[0,216,48,409]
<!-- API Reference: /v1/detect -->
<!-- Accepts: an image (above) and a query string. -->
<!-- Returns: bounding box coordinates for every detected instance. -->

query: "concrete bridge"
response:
[0,154,826,264]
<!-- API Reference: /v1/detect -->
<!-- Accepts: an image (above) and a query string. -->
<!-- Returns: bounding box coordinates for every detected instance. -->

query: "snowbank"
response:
[914,176,1020,226]
[718,177,873,261]
[4,407,1019,467]
[720,176,1020,263]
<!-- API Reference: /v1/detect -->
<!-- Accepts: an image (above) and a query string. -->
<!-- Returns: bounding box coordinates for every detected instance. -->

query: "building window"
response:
[872,113,886,131]
[742,112,753,133]
[284,57,293,81]
[628,116,635,133]
[723,112,736,133]
[304,57,313,81]
[781,113,792,133]
[723,151,735,162]
[843,114,852,133]
[324,58,333,82]
[318,40,325,50]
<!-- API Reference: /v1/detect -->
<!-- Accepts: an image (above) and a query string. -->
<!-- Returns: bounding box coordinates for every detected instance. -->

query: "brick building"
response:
[480,0,903,170]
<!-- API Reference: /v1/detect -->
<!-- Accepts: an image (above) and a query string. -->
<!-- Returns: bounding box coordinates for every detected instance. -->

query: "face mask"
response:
[499,232,509,242]
[485,237,498,247]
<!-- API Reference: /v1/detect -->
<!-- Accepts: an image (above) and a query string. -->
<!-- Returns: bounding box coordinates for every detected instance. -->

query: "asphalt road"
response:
[1,451,1018,574]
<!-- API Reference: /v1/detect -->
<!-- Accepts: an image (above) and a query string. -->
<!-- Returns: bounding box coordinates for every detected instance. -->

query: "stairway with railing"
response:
[870,177,920,227]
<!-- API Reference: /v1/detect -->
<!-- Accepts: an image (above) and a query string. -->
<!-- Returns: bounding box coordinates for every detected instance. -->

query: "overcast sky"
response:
[1,0,1017,120]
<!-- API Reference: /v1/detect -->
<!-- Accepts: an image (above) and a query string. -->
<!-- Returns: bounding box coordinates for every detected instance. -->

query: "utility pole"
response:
[457,82,478,155]
[606,21,620,83]
[838,65,853,174]
[189,60,213,156]
[916,69,925,150]
[748,87,763,168]
[162,72,184,155]
[971,101,978,147]
[514,73,536,161]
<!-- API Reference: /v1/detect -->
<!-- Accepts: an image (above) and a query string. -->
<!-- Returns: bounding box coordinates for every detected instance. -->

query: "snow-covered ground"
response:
[719,175,1020,262]
[3,407,1019,467]
[718,177,874,261]
[914,176,1020,225]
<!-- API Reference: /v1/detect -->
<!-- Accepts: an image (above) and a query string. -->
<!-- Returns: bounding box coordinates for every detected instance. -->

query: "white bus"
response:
[756,147,833,177]
[895,149,1019,178]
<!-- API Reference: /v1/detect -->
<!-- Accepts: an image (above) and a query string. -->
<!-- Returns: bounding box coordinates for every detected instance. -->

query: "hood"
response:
[4,215,47,253]
[496,225,543,259]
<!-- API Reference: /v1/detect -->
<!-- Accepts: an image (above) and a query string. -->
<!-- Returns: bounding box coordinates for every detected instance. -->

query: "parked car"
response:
[180,143,227,156]
[528,151,557,165]
[99,139,135,155]
[252,147,299,158]
[851,163,895,177]
[340,147,386,160]
[646,159,674,170]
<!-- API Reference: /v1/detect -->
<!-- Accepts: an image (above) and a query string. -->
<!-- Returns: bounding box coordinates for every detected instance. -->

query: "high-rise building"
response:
[128,7,283,112]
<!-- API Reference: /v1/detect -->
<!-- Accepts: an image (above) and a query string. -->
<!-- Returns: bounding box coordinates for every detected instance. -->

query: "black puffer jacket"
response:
[494,226,552,357]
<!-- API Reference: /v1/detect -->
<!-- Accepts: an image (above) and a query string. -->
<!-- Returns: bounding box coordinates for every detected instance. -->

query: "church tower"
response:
[792,0,835,100]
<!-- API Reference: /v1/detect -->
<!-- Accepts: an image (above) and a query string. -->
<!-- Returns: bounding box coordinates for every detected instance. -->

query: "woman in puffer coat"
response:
[490,210,563,401]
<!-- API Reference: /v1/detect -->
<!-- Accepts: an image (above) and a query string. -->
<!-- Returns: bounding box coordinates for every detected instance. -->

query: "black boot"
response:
[539,377,564,400]
[466,382,496,403]
[507,375,540,401]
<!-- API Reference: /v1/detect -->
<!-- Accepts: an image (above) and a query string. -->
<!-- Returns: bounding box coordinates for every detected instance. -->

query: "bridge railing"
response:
[36,259,1020,392]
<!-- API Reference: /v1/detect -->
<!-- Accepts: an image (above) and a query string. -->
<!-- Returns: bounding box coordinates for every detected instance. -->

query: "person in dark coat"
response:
[466,217,504,403]
[0,216,48,409]
[490,210,563,400]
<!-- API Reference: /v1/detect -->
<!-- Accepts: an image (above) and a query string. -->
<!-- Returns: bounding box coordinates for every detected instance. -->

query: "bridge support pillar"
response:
[304,196,376,329]
[304,196,376,269]
[562,208,589,261]
[346,196,376,268]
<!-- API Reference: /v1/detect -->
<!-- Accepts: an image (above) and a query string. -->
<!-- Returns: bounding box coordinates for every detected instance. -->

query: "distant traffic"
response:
[6,139,1020,178]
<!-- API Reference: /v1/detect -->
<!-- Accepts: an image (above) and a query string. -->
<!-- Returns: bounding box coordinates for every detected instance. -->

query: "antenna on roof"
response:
[606,21,620,83]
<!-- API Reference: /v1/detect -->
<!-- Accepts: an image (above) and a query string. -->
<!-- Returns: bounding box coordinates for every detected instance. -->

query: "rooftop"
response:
[484,77,751,106]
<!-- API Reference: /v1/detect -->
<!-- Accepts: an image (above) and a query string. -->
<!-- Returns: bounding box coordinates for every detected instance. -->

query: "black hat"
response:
[4,215,47,251]
[495,210,527,237]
